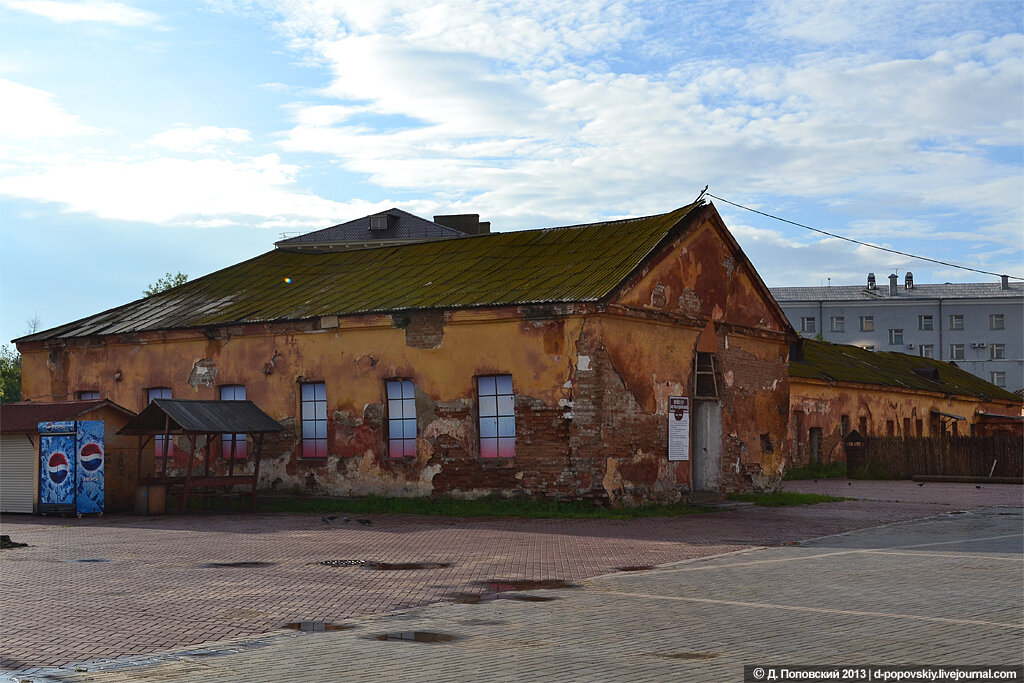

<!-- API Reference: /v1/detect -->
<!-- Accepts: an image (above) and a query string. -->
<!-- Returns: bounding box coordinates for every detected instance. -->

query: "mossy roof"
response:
[790,339,1020,402]
[19,203,700,342]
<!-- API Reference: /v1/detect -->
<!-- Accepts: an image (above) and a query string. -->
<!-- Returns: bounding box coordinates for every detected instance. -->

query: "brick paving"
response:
[0,481,1018,674]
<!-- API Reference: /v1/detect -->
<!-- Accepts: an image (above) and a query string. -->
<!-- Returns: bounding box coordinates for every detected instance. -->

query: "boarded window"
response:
[915,419,923,437]
[300,382,327,458]
[808,427,822,462]
[148,387,172,457]
[478,375,515,458]
[220,385,248,459]
[886,420,895,436]
[859,416,868,437]
[386,379,417,458]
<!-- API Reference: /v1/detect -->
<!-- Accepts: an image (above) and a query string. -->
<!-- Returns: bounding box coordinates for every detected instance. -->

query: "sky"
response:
[1,0,1022,346]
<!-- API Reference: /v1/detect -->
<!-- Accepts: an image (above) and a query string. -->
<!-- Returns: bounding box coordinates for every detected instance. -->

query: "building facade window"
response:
[990,313,1004,330]
[860,316,874,332]
[77,391,100,400]
[808,427,822,462]
[830,316,844,333]
[300,382,327,458]
[918,344,934,358]
[950,344,965,360]
[888,329,903,345]
[903,418,911,437]
[915,419,923,437]
[386,379,417,458]
[220,385,248,459]
[478,374,515,459]
[991,372,1006,387]
[918,315,933,331]
[886,420,895,436]
[990,343,1005,360]
[841,415,850,437]
[859,416,868,437]
[147,387,172,457]
[949,314,964,331]
[801,317,816,333]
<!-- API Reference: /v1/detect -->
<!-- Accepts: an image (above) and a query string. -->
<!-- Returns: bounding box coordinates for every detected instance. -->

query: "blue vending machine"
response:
[38,420,104,517]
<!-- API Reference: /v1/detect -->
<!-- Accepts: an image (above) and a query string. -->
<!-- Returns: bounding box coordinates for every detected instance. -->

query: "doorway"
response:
[692,400,722,492]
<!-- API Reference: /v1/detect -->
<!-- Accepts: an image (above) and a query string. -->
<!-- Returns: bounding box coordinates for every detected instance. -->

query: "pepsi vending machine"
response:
[38,420,104,516]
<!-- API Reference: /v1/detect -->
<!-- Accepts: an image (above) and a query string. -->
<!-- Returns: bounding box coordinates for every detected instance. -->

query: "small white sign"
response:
[668,396,690,461]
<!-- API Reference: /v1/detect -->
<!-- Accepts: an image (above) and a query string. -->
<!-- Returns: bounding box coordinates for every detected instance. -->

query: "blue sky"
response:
[1,0,1022,346]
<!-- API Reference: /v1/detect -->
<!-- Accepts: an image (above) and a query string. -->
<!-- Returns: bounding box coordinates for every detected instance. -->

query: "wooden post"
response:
[203,433,211,478]
[250,433,265,512]
[228,432,237,478]
[161,415,171,478]
[182,433,197,513]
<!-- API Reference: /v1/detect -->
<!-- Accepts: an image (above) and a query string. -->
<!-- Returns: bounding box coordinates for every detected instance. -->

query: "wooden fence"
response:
[849,436,1023,479]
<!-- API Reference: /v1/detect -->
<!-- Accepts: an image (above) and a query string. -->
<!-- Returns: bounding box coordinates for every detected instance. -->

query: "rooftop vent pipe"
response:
[888,274,898,296]
[1002,275,1010,290]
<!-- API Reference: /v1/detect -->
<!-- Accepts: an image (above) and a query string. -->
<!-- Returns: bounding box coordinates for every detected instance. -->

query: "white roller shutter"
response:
[1,433,37,513]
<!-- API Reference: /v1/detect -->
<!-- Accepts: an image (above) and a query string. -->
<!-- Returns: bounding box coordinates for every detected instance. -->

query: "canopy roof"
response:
[118,399,284,436]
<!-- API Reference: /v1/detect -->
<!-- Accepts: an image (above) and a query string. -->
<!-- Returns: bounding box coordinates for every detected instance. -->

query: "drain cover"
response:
[199,561,276,568]
[374,631,457,643]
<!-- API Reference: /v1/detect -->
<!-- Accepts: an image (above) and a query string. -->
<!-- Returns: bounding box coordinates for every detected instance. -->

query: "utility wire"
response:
[706,192,1022,281]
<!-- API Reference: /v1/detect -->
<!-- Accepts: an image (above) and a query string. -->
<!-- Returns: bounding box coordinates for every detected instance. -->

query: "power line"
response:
[706,192,1022,281]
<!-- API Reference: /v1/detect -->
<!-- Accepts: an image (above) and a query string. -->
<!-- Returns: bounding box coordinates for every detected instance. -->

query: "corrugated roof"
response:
[790,339,1021,402]
[771,282,1023,302]
[275,208,467,247]
[0,399,136,433]
[118,399,285,435]
[18,204,700,342]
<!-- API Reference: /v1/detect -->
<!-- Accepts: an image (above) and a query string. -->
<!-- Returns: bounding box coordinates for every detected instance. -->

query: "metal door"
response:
[691,400,722,492]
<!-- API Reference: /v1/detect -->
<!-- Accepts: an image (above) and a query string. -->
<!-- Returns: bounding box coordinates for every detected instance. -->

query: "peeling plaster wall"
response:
[788,379,1023,466]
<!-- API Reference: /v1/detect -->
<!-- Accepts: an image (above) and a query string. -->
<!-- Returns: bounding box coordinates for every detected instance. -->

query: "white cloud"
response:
[149,125,253,153]
[3,0,159,25]
[0,79,106,139]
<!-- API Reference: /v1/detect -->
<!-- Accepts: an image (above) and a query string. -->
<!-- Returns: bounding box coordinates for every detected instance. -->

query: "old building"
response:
[772,273,1024,393]
[788,339,1022,466]
[15,201,795,503]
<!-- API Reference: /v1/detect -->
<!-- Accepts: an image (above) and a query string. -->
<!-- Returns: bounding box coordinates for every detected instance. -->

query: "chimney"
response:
[434,214,491,236]
[888,273,898,296]
[1002,274,1010,290]
[867,273,876,290]
[905,272,914,289]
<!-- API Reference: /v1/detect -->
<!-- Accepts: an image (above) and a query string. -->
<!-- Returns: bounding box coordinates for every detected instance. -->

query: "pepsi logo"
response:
[47,452,70,484]
[79,442,103,472]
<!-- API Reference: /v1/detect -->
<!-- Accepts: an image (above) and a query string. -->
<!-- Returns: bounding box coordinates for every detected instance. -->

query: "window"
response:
[386,379,417,458]
[860,316,874,332]
[915,419,923,437]
[300,382,327,458]
[918,344,934,358]
[800,317,816,333]
[148,388,172,457]
[220,385,248,459]
[859,416,868,437]
[990,314,1004,330]
[694,352,720,398]
[949,314,964,331]
[888,329,903,345]
[903,418,911,437]
[886,420,895,436]
[990,344,1005,360]
[991,372,1006,388]
[830,316,844,333]
[840,415,850,438]
[478,375,515,458]
[808,427,822,462]
[918,315,933,331]
[77,391,100,400]
[950,344,965,361]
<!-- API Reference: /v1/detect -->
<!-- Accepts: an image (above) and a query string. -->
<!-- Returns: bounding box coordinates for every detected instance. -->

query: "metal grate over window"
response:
[387,379,417,458]
[478,375,515,458]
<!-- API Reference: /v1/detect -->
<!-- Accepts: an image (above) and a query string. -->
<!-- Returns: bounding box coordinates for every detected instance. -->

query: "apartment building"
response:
[771,273,1024,393]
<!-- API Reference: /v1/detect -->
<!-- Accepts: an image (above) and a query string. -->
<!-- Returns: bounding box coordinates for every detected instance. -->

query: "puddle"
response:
[480,579,575,592]
[70,558,109,563]
[616,565,654,572]
[374,631,458,643]
[658,652,720,660]
[314,560,365,567]
[199,561,276,568]
[364,562,452,571]
[281,621,353,632]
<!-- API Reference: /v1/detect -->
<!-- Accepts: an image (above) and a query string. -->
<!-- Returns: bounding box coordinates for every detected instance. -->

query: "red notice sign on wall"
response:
[668,396,690,461]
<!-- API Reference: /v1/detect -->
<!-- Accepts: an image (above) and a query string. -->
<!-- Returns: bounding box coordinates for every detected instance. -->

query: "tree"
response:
[0,344,21,404]
[144,272,188,296]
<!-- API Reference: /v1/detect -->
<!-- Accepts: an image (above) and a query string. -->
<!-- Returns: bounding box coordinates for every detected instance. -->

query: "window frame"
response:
[990,343,1005,360]
[860,316,874,332]
[477,374,516,459]
[830,316,844,333]
[990,371,1006,388]
[990,313,1005,331]
[386,379,418,459]
[800,317,816,333]
[918,315,933,331]
[147,387,172,457]
[299,381,328,459]
[918,344,934,358]
[888,328,904,345]
[77,390,100,400]
[949,314,964,331]
[949,343,965,361]
[219,385,248,459]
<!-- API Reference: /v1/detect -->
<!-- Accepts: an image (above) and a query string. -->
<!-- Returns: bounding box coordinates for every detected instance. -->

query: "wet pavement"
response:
[1,481,1020,677]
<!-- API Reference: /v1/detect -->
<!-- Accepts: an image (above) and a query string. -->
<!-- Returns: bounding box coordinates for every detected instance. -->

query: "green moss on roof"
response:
[791,339,1020,403]
[20,204,700,341]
